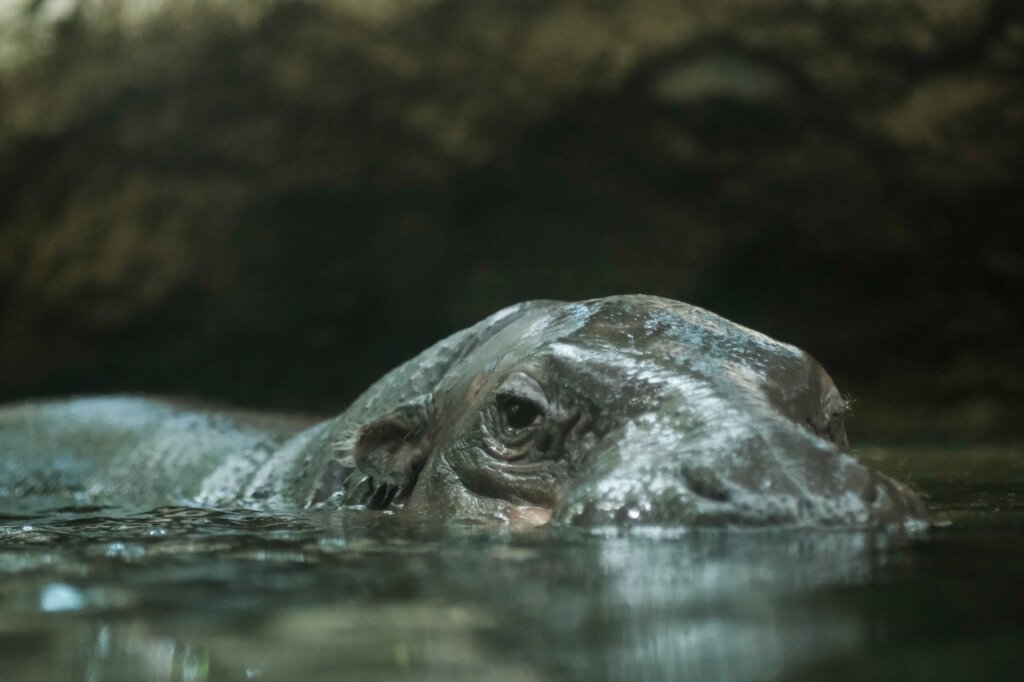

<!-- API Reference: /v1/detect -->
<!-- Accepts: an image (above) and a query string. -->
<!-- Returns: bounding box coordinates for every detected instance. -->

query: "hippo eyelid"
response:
[495,371,548,402]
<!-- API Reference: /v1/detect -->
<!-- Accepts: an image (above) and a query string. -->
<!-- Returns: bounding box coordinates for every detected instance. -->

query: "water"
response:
[1,446,1021,682]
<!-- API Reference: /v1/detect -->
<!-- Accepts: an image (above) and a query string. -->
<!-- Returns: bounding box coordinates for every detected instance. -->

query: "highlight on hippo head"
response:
[327,295,927,529]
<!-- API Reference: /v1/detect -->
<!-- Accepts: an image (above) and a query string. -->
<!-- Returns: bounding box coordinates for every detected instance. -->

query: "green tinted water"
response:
[1,446,1021,682]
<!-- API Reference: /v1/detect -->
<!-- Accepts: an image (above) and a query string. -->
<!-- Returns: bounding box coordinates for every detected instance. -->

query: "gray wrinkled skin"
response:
[0,296,927,528]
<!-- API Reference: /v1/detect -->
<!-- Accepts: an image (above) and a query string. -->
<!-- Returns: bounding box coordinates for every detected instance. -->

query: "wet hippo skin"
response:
[0,296,927,528]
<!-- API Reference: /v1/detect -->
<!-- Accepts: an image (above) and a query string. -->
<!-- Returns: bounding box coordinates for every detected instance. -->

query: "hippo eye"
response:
[496,393,545,430]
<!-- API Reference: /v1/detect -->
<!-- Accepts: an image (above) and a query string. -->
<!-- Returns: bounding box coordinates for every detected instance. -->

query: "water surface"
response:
[1,445,1021,682]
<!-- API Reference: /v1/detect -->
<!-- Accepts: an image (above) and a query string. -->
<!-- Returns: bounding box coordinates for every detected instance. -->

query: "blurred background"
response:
[0,0,1020,442]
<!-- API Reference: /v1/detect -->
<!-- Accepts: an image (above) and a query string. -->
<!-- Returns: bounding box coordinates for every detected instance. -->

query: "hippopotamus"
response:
[0,296,927,528]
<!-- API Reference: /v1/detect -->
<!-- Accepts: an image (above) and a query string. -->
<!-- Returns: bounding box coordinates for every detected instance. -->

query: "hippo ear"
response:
[352,397,432,491]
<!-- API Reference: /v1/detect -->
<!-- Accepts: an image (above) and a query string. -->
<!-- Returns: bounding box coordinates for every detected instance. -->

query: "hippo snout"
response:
[553,414,928,529]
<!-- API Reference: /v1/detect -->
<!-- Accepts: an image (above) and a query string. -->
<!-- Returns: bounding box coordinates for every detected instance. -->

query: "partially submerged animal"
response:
[0,296,927,528]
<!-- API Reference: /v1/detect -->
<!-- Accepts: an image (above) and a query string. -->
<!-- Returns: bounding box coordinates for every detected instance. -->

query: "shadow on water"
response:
[0,446,1021,682]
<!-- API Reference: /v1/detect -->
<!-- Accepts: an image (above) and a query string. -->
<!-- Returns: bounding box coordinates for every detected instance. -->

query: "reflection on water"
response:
[0,446,1021,682]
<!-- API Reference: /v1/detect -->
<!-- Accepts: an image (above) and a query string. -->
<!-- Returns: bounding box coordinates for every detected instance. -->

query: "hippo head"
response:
[342,296,927,528]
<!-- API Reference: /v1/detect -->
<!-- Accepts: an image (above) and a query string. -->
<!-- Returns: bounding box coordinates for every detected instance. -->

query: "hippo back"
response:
[0,396,313,506]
